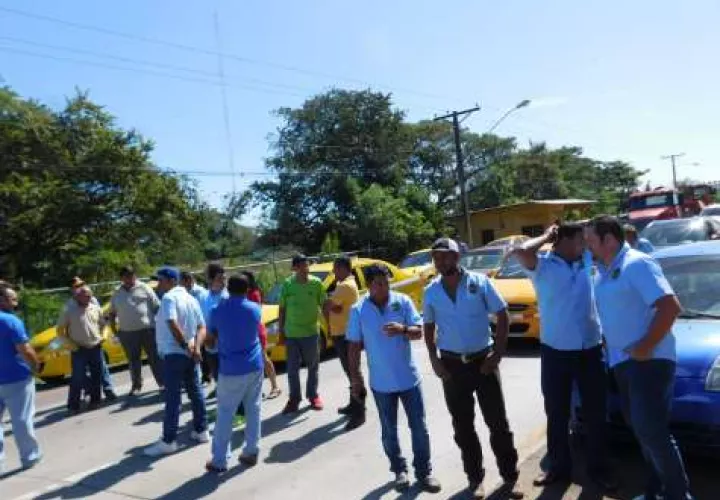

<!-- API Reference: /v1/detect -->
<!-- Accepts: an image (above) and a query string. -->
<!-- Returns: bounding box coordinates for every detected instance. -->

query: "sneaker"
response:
[282,399,300,415]
[144,440,178,457]
[239,454,258,467]
[21,454,43,470]
[419,476,442,493]
[191,430,210,443]
[309,396,324,410]
[394,472,411,492]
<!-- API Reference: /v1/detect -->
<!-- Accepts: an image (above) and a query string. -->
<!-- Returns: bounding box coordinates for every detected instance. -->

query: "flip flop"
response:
[266,388,282,400]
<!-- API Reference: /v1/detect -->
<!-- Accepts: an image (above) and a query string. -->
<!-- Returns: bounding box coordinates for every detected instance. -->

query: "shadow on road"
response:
[155,466,246,500]
[264,416,346,464]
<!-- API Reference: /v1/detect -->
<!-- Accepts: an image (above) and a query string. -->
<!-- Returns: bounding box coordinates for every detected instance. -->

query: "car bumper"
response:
[490,313,540,340]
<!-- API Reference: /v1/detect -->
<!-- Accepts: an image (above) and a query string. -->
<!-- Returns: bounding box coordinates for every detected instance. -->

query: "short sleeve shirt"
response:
[279,275,325,338]
[423,270,506,354]
[201,289,230,354]
[346,292,422,393]
[110,282,159,332]
[59,301,105,348]
[523,251,602,350]
[329,277,360,336]
[209,297,263,375]
[0,311,32,384]
[594,244,676,367]
[155,286,206,357]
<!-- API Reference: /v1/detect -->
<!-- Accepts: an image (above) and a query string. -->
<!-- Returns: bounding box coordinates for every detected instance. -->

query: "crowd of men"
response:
[0,215,694,499]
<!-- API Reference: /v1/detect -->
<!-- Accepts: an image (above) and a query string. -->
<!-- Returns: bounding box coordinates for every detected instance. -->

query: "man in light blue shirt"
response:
[200,263,229,392]
[145,266,208,457]
[586,216,692,500]
[624,224,655,254]
[423,238,520,500]
[347,264,441,494]
[513,223,614,490]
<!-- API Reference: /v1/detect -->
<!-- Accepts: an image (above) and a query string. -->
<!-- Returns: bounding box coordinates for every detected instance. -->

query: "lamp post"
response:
[487,99,531,135]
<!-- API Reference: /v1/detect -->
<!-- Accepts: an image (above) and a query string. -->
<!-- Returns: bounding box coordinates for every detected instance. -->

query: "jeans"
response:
[286,335,319,401]
[0,377,41,468]
[83,352,114,398]
[211,370,263,468]
[117,328,163,389]
[69,345,104,409]
[541,344,608,477]
[441,353,519,484]
[613,360,693,500]
[372,385,432,480]
[162,354,207,444]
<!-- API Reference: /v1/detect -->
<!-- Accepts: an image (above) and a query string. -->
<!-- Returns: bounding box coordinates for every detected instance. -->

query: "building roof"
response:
[454,199,596,217]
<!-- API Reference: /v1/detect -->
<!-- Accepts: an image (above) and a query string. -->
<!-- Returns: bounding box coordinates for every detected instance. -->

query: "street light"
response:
[487,99,531,134]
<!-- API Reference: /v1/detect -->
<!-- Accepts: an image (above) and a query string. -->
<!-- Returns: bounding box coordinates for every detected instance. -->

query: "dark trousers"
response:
[117,328,164,389]
[614,360,692,500]
[82,354,114,397]
[540,344,608,477]
[69,345,104,409]
[334,335,366,411]
[441,353,519,484]
[162,354,207,444]
[286,335,320,401]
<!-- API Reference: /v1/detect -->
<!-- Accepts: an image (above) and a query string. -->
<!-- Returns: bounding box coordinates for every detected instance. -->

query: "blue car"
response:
[574,241,720,455]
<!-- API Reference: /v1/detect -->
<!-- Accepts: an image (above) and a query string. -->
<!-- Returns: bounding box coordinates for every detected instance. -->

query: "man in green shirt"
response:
[279,254,325,414]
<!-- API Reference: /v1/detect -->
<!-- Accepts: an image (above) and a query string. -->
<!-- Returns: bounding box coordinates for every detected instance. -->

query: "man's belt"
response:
[440,348,490,364]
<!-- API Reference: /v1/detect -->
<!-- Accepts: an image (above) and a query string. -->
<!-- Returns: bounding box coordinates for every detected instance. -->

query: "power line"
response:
[0,5,450,102]
[213,12,237,191]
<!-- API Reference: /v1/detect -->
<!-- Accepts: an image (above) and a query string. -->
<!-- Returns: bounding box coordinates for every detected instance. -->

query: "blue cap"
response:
[156,266,180,281]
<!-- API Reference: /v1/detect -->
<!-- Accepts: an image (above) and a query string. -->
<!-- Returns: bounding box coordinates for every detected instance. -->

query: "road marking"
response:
[11,460,122,500]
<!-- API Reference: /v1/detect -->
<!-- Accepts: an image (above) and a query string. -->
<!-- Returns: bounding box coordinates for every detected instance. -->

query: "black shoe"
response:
[87,400,102,411]
[533,471,571,487]
[128,386,142,397]
[496,481,524,499]
[419,476,442,493]
[104,391,118,402]
[344,413,366,431]
[589,472,619,492]
[337,402,352,415]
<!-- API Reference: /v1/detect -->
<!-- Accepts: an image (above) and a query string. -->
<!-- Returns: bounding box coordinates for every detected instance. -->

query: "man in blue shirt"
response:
[586,216,692,500]
[347,265,441,494]
[423,238,521,500]
[205,274,264,472]
[200,263,229,392]
[513,223,615,490]
[623,224,655,254]
[144,267,209,457]
[0,283,43,472]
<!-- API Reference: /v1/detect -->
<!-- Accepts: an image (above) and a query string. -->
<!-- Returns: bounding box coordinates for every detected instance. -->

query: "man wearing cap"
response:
[278,254,325,414]
[423,238,522,500]
[623,224,655,254]
[144,267,209,457]
[512,224,615,490]
[108,266,163,396]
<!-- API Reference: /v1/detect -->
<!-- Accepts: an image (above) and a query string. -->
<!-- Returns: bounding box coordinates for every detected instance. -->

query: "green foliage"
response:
[19,291,66,335]
[320,231,341,255]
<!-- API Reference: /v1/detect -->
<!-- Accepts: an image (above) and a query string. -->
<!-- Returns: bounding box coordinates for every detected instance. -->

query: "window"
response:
[481,229,495,245]
[521,225,544,237]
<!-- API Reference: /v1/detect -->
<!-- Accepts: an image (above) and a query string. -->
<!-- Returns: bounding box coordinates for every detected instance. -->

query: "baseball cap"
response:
[156,266,180,281]
[431,238,460,254]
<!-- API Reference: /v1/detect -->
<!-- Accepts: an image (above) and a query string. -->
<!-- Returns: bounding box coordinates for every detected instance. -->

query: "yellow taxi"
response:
[398,248,433,275]
[263,257,429,362]
[488,243,552,340]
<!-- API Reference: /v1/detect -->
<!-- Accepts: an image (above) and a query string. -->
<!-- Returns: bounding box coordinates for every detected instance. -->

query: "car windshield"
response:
[641,219,708,248]
[658,255,720,318]
[310,271,329,282]
[629,193,676,210]
[399,251,431,268]
[460,248,505,272]
[495,251,549,279]
[701,206,720,216]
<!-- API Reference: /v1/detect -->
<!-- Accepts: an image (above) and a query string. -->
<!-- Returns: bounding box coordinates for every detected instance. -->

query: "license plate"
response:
[510,313,524,322]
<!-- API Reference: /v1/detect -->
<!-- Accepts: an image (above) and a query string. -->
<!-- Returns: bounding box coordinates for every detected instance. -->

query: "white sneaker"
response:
[191,430,210,443]
[144,440,178,457]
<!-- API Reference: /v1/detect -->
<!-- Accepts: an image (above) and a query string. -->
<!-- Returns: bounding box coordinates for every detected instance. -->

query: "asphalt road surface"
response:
[2,341,717,499]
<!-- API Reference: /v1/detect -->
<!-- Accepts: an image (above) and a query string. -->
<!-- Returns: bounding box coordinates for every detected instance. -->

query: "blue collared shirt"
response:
[201,288,229,354]
[423,270,507,354]
[209,296,263,376]
[155,286,205,357]
[346,292,422,393]
[634,238,655,254]
[594,243,676,367]
[189,284,208,303]
[523,251,602,351]
[0,312,31,384]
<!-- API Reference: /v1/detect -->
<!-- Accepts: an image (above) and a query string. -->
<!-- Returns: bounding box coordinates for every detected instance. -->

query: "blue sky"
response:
[2,1,719,225]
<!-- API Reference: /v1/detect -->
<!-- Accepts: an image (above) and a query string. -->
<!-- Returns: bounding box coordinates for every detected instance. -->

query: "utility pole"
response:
[434,106,480,247]
[661,153,685,189]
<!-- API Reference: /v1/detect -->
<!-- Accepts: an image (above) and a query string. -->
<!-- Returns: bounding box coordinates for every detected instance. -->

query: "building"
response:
[451,199,596,247]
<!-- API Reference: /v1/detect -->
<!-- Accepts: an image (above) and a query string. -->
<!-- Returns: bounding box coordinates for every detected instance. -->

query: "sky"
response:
[2,1,719,225]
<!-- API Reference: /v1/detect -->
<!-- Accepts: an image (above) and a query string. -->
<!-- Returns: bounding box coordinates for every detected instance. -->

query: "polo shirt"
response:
[155,286,205,357]
[329,276,360,336]
[201,288,229,354]
[58,301,105,348]
[0,311,32,384]
[423,270,506,354]
[594,243,676,367]
[208,297,263,376]
[279,275,325,338]
[189,284,209,303]
[346,292,422,393]
[523,251,602,350]
[110,282,159,332]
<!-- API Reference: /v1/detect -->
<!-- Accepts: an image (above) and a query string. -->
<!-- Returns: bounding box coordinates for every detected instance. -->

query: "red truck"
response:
[627,184,715,231]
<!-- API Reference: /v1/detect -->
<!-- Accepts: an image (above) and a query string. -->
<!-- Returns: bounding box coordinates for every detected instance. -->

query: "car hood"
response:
[262,305,279,325]
[30,326,58,349]
[674,318,720,378]
[490,278,537,304]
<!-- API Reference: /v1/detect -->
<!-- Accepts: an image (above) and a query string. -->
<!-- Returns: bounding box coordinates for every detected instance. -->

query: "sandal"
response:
[266,388,282,400]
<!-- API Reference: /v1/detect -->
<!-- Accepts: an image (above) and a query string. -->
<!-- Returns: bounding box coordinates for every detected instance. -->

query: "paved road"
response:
[2,341,547,499]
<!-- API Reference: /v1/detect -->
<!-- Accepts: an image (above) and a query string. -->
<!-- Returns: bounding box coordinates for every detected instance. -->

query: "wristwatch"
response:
[402,325,408,335]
